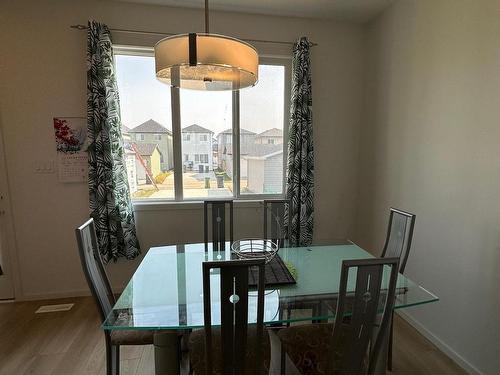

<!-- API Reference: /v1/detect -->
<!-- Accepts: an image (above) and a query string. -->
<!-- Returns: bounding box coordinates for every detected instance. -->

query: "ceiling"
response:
[112,0,395,22]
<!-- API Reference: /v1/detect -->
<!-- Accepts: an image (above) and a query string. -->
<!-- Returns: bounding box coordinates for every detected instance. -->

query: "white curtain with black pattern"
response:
[286,37,314,247]
[87,20,140,262]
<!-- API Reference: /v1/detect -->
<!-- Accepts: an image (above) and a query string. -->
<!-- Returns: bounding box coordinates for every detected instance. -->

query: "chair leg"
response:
[387,313,394,371]
[280,345,286,375]
[105,337,120,375]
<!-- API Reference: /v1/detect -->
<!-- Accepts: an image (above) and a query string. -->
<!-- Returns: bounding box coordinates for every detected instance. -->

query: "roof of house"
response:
[245,144,282,157]
[122,125,131,133]
[128,119,172,135]
[244,144,283,160]
[182,124,214,134]
[134,143,161,156]
[255,128,283,138]
[219,128,256,135]
[247,150,283,160]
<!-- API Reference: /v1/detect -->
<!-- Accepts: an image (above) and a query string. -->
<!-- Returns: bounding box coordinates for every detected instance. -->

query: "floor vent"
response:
[35,303,74,313]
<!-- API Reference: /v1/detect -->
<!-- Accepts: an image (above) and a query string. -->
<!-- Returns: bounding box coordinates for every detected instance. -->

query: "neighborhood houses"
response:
[122,120,284,198]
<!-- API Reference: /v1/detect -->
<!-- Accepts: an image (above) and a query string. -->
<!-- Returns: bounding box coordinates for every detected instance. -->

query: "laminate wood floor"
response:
[0,297,467,375]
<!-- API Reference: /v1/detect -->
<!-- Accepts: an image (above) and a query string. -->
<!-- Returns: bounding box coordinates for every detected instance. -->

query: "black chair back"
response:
[204,200,233,251]
[75,218,115,322]
[202,258,266,375]
[381,207,416,273]
[263,199,291,248]
[329,257,400,375]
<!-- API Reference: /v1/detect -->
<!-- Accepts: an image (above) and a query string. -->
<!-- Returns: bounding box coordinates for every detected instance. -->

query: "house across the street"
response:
[182,124,214,173]
[243,144,283,194]
[134,143,162,184]
[254,128,283,145]
[217,128,256,176]
[127,119,173,171]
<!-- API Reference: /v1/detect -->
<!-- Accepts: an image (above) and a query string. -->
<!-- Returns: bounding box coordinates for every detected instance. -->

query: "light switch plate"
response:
[34,160,55,174]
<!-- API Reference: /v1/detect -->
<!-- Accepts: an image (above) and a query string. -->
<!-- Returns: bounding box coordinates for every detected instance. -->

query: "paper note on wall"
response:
[53,117,88,183]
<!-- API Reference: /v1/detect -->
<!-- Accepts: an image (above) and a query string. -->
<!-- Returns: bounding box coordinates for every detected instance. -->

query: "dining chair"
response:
[278,257,400,375]
[188,258,270,375]
[263,199,291,248]
[381,207,416,370]
[75,219,154,375]
[381,207,416,273]
[203,200,233,251]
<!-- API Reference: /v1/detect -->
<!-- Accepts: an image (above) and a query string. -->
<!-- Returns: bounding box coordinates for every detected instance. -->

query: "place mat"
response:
[247,253,296,287]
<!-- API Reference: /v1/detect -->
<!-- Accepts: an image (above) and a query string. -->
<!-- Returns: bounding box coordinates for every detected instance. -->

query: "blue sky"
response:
[115,55,284,135]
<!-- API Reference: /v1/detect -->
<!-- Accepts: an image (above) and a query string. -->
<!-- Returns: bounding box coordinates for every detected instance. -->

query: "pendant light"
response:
[154,0,259,91]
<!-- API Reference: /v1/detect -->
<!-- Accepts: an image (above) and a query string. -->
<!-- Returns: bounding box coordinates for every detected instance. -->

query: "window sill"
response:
[132,199,270,211]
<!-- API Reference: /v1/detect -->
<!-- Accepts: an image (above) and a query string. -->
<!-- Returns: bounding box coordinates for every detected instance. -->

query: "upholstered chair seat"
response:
[188,326,271,375]
[278,323,368,375]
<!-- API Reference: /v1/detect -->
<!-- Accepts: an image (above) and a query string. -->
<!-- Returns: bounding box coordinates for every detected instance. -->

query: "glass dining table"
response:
[103,240,438,374]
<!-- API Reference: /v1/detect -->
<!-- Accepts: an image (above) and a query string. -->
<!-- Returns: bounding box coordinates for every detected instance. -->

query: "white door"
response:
[0,121,15,300]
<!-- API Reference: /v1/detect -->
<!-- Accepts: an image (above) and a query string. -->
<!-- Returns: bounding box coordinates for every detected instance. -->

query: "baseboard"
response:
[396,310,483,375]
[18,286,126,302]
[19,289,92,301]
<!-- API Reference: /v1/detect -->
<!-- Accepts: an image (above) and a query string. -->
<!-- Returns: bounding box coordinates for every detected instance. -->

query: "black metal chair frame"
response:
[203,200,234,252]
[280,257,400,375]
[381,207,416,370]
[263,199,291,248]
[76,219,119,375]
[201,258,266,375]
[381,207,416,274]
[76,219,157,375]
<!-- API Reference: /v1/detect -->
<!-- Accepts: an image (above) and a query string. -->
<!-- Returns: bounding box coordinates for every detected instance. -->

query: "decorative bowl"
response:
[231,238,279,264]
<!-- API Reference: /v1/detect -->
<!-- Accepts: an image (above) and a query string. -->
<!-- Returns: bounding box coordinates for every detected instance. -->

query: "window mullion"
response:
[232,90,240,198]
[171,86,183,201]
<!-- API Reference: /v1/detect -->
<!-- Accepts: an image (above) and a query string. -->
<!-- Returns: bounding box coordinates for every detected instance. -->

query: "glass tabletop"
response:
[103,242,438,330]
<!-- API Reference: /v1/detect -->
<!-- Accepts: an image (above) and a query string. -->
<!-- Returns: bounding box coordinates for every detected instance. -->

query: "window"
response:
[115,48,290,202]
[193,154,209,164]
[115,53,175,200]
[181,89,230,197]
[240,64,286,195]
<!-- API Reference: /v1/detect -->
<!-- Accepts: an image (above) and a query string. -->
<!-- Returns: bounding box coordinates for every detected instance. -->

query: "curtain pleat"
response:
[87,20,140,262]
[286,37,314,247]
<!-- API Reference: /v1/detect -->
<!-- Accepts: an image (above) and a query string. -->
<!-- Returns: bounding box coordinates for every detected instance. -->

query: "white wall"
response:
[355,1,500,374]
[0,0,365,299]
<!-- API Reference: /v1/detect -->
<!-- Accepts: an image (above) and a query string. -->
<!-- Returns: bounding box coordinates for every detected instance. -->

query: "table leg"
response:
[154,332,180,375]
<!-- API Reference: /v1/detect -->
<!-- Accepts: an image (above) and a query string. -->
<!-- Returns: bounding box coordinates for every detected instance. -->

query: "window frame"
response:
[114,46,291,203]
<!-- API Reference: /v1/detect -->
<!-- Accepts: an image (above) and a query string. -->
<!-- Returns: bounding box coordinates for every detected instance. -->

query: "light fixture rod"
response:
[205,0,209,34]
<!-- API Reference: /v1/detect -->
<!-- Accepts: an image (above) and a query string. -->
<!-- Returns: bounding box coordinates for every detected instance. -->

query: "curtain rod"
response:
[70,24,318,47]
